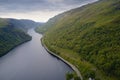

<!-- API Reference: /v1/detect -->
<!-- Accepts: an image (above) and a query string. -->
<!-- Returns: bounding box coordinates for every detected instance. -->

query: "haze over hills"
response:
[0,18,42,57]
[36,0,120,80]
[0,0,120,80]
[7,18,42,31]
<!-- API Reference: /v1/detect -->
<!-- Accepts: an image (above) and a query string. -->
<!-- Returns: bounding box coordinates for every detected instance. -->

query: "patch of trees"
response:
[37,0,120,79]
[0,25,31,57]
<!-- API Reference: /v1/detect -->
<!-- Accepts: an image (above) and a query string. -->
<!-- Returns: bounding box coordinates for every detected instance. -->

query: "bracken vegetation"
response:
[36,0,120,80]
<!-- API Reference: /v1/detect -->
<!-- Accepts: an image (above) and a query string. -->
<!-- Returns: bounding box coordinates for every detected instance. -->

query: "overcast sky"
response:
[0,0,98,22]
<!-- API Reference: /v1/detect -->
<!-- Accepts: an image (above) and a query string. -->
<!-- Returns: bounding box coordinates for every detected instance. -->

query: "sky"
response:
[0,0,98,22]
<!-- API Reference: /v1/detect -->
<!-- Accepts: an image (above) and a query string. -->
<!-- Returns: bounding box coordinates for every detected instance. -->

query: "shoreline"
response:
[41,38,83,80]
[0,39,31,57]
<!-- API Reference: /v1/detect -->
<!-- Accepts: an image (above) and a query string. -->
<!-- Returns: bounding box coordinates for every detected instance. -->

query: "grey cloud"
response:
[0,0,98,13]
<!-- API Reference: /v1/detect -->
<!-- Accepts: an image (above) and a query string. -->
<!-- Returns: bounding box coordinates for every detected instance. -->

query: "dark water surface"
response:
[0,29,72,80]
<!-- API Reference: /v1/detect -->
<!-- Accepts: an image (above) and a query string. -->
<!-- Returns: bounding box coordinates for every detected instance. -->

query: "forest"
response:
[0,18,32,57]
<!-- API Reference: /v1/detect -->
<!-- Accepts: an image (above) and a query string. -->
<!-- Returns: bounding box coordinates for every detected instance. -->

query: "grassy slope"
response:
[0,18,31,56]
[0,18,8,28]
[37,0,120,80]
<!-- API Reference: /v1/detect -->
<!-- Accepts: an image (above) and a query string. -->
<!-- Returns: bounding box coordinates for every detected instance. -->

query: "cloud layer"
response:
[0,0,98,22]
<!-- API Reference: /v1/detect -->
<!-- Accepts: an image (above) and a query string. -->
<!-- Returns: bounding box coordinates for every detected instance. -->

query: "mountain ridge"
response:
[36,0,120,80]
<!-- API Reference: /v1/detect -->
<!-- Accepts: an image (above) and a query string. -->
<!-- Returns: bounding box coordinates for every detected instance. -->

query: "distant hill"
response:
[8,18,42,32]
[37,0,120,80]
[0,18,41,57]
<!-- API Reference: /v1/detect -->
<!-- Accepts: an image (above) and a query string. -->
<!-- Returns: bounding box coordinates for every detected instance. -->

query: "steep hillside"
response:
[0,18,32,57]
[37,0,120,80]
[36,16,61,34]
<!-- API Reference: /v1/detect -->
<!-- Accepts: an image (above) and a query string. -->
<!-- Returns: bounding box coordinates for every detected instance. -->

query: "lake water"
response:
[0,29,73,80]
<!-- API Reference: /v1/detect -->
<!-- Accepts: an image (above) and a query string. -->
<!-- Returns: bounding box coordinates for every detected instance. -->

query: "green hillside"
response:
[37,0,120,80]
[0,18,8,28]
[0,18,31,57]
